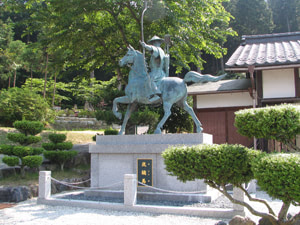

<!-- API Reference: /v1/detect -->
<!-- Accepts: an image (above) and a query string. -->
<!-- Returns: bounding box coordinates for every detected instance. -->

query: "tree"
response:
[0,120,44,177]
[0,87,55,126]
[235,104,300,152]
[162,144,300,225]
[24,0,235,76]
[268,0,300,33]
[223,0,274,62]
[42,133,77,171]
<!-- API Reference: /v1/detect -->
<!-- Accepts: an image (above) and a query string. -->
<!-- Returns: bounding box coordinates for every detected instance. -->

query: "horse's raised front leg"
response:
[119,103,137,135]
[182,100,203,133]
[154,102,172,134]
[112,96,131,120]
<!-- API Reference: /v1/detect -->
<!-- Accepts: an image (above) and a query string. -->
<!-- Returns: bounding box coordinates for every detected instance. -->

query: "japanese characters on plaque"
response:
[137,159,153,187]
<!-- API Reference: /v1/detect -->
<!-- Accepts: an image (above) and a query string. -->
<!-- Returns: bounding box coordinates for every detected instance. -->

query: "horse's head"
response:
[119,45,137,67]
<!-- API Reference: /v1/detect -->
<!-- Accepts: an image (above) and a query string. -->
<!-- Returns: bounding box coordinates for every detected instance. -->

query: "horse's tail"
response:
[183,71,227,84]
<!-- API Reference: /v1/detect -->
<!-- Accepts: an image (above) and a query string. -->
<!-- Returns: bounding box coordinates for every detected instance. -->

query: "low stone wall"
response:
[51,117,108,130]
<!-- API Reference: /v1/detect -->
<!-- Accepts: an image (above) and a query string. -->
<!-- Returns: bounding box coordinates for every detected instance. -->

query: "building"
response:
[188,32,300,149]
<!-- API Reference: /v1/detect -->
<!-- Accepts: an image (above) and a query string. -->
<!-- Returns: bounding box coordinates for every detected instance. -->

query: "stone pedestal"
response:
[86,133,214,201]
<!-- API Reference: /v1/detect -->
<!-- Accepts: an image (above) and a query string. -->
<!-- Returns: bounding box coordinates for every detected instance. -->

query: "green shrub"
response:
[48,133,66,144]
[0,87,55,126]
[42,142,56,151]
[31,147,44,155]
[7,133,41,145]
[12,146,33,158]
[95,110,120,124]
[235,104,300,145]
[104,129,119,135]
[162,144,262,186]
[2,156,19,167]
[22,155,43,168]
[56,142,73,150]
[44,150,77,170]
[92,135,96,141]
[13,120,44,135]
[78,110,95,118]
[0,144,14,155]
[252,153,300,204]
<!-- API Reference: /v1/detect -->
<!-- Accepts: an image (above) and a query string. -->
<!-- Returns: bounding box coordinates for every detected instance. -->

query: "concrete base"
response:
[38,190,245,219]
[87,133,213,198]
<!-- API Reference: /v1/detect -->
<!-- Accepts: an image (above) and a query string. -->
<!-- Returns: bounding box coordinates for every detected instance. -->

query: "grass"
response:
[0,164,90,187]
[0,127,103,146]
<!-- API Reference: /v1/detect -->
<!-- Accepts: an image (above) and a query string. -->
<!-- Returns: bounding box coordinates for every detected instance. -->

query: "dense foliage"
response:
[163,144,300,225]
[0,88,55,126]
[162,144,260,185]
[235,104,300,151]
[42,133,77,171]
[0,120,44,177]
[252,153,300,205]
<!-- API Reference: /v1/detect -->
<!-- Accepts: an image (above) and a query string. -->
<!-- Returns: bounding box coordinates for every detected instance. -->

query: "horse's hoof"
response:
[196,126,203,133]
[114,112,122,120]
[154,129,162,134]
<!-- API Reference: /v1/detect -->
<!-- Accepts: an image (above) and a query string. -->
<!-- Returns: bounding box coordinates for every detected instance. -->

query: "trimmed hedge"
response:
[235,104,300,144]
[22,155,43,168]
[0,144,14,155]
[2,156,19,167]
[13,120,44,136]
[252,153,300,204]
[162,144,262,186]
[48,133,66,144]
[104,129,118,135]
[43,133,75,170]
[7,133,41,145]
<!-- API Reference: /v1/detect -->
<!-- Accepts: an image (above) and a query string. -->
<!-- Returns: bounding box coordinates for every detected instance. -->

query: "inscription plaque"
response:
[137,159,153,186]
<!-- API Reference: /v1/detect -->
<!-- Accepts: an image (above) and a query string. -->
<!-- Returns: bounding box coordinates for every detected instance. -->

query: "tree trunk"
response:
[30,66,33,91]
[13,69,16,87]
[8,76,11,89]
[52,72,57,107]
[43,52,49,99]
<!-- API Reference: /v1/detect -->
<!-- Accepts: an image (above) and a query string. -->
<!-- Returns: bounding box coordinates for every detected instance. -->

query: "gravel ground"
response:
[0,191,299,225]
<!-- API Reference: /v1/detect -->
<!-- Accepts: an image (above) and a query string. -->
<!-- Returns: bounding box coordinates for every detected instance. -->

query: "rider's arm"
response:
[140,41,154,52]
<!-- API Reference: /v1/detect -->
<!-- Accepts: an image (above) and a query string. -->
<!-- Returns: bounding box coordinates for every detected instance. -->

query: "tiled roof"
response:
[187,79,251,95]
[225,32,300,69]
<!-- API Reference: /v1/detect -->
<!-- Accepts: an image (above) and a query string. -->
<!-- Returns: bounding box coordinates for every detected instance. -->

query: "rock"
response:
[215,221,227,225]
[258,217,272,225]
[229,216,256,225]
[0,186,31,203]
[287,213,300,225]
[10,186,31,203]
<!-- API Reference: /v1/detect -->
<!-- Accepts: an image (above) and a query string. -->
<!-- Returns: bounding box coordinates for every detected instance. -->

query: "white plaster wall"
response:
[262,69,295,98]
[196,92,252,109]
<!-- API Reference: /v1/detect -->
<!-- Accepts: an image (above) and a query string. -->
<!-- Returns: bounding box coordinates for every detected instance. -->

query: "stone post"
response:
[124,174,137,206]
[38,171,51,199]
[233,185,245,212]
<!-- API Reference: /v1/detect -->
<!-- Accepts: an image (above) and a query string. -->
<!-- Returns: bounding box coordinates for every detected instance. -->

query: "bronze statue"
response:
[112,44,226,135]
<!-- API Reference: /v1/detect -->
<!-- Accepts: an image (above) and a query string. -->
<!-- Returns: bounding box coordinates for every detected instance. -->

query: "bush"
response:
[42,142,56,151]
[78,110,95,118]
[44,150,77,170]
[235,104,300,147]
[162,144,261,185]
[0,87,55,126]
[7,133,41,145]
[22,155,43,168]
[48,133,66,144]
[43,133,75,170]
[12,146,33,158]
[13,120,44,136]
[0,144,14,155]
[56,142,73,150]
[252,153,300,204]
[2,156,19,167]
[104,129,119,135]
